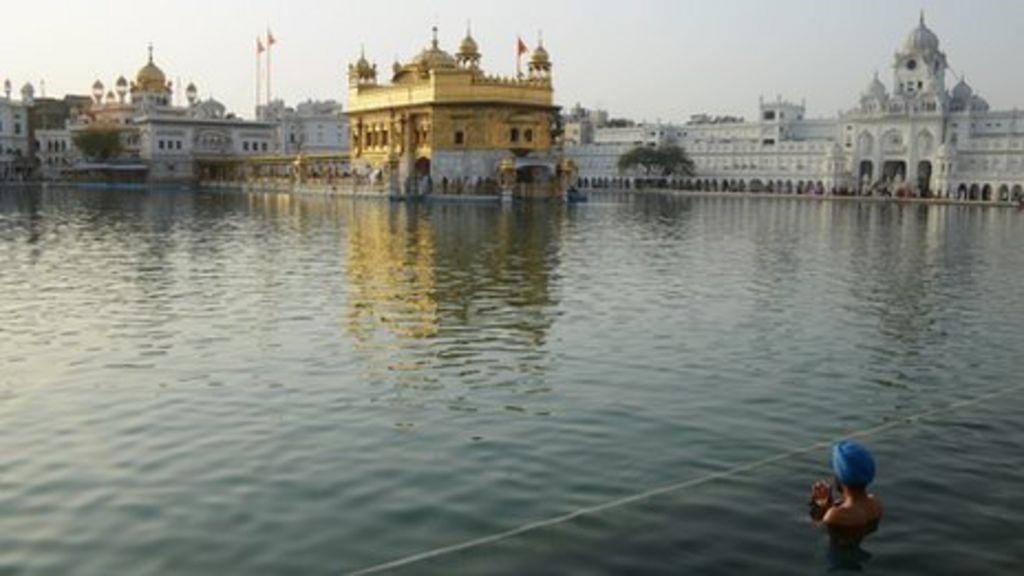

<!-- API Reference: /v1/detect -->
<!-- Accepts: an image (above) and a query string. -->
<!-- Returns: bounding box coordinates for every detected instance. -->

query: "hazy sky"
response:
[3,0,1022,122]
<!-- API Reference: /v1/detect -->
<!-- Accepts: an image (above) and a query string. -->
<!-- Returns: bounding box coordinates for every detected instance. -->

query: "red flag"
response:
[257,37,265,54]
[516,37,528,57]
[267,29,277,47]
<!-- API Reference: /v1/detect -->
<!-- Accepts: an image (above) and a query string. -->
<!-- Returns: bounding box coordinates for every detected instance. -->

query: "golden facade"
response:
[347,27,568,197]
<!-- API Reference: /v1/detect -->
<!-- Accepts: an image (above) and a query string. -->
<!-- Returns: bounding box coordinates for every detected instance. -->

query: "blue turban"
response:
[832,440,876,488]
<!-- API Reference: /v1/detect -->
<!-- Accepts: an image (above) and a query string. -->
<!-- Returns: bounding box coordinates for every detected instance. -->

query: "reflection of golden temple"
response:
[348,26,572,199]
[345,203,440,341]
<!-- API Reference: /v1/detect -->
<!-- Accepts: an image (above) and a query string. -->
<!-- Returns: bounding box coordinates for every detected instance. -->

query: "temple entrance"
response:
[414,157,431,177]
[917,161,932,197]
[858,161,874,192]
[882,160,906,184]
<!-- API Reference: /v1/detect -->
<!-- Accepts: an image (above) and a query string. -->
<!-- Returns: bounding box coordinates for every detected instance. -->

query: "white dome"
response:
[903,13,940,53]
[863,73,887,100]
[951,78,972,101]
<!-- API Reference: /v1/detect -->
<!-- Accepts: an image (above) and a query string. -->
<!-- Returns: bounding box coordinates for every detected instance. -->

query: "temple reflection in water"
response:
[242,192,565,397]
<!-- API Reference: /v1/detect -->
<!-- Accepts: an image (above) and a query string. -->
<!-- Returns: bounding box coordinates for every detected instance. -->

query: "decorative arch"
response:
[969,183,980,201]
[915,130,935,157]
[881,129,904,155]
[998,184,1010,201]
[1013,184,1024,201]
[856,131,874,156]
[981,184,993,201]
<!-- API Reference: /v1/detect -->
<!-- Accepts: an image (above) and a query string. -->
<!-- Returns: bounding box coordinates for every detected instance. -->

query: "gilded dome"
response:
[459,33,479,58]
[531,44,550,65]
[413,27,457,71]
[136,46,167,91]
[903,12,939,53]
[356,54,374,77]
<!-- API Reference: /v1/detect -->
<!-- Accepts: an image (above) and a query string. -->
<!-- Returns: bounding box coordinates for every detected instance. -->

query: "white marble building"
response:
[0,80,32,181]
[259,99,349,155]
[570,14,1024,202]
[72,47,277,182]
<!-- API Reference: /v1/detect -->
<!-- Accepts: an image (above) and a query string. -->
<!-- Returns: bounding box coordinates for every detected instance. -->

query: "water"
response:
[1,186,1022,575]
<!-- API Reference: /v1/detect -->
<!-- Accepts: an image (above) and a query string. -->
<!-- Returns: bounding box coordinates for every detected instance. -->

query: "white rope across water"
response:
[347,384,1023,575]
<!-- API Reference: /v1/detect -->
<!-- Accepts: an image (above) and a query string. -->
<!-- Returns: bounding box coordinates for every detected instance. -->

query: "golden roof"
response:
[458,32,479,58]
[531,44,550,64]
[136,45,167,91]
[412,27,457,71]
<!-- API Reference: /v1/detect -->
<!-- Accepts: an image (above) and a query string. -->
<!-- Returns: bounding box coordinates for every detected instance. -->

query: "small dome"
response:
[951,78,972,101]
[353,48,376,79]
[186,82,198,95]
[970,95,990,112]
[531,44,550,65]
[115,76,128,88]
[863,72,886,100]
[903,12,939,53]
[459,33,479,57]
[92,80,105,90]
[192,98,226,120]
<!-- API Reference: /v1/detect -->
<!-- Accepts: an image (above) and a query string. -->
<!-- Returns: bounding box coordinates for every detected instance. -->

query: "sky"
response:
[3,0,1023,122]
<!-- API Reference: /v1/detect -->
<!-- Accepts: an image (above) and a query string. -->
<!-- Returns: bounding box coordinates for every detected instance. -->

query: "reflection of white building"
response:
[259,99,349,155]
[0,80,32,181]
[72,46,277,182]
[570,14,1024,202]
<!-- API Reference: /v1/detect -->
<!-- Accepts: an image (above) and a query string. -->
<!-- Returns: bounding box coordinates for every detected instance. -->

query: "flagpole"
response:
[516,34,521,79]
[266,29,273,107]
[256,38,262,118]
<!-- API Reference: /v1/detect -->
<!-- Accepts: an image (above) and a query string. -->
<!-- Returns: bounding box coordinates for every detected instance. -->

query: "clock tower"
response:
[893,12,948,101]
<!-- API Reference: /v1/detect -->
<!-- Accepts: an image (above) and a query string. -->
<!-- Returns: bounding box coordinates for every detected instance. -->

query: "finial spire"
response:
[466,19,472,37]
[538,29,544,47]
[920,9,925,26]
[148,42,154,63]
[431,25,439,49]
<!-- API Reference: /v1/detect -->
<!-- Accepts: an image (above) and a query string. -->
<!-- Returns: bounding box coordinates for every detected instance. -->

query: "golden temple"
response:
[347,27,574,198]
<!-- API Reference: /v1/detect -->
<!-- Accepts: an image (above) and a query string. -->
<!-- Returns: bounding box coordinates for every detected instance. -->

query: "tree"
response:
[72,127,123,162]
[618,144,695,177]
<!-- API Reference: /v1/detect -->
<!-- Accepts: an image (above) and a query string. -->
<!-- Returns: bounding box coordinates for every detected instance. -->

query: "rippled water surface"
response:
[1,186,1022,575]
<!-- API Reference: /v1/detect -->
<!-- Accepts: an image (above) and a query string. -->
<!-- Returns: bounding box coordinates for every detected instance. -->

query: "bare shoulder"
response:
[867,494,884,520]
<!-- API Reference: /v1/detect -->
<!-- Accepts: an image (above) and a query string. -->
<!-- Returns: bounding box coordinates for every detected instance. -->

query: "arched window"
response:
[524,129,534,143]
[454,131,464,145]
[510,128,520,143]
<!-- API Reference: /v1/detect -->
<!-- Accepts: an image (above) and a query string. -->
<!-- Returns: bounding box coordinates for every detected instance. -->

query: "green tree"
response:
[72,127,123,161]
[618,144,695,177]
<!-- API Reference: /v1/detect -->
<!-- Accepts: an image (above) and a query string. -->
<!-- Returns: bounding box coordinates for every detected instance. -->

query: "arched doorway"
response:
[882,160,906,184]
[917,161,932,197]
[858,161,874,192]
[957,184,968,199]
[999,184,1010,202]
[414,157,431,177]
[750,179,764,193]
[1013,185,1024,201]
[981,184,992,201]
[969,183,980,200]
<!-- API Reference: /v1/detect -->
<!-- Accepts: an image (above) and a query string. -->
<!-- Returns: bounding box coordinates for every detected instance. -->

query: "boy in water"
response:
[809,440,884,546]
